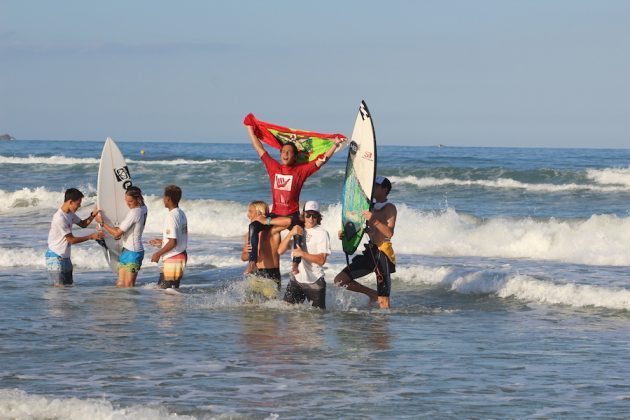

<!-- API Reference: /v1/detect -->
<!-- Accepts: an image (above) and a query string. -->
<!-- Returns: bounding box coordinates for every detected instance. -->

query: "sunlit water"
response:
[1,140,630,418]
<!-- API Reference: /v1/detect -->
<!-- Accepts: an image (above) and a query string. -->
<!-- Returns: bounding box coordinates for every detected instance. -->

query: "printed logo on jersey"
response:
[274,174,293,191]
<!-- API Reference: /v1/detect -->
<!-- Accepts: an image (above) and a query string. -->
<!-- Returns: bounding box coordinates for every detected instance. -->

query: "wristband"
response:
[266,216,271,226]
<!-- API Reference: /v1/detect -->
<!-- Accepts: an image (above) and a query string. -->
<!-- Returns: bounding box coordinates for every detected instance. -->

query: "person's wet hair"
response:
[249,200,269,216]
[126,186,145,206]
[64,188,84,202]
[281,142,299,156]
[302,211,322,225]
[164,185,182,206]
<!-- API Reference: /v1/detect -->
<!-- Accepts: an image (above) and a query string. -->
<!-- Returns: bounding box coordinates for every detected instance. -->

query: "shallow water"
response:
[2,140,630,418]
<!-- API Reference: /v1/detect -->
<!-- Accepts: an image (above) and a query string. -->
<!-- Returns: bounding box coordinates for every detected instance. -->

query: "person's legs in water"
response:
[334,243,392,307]
[301,278,326,309]
[374,251,392,309]
[283,275,306,305]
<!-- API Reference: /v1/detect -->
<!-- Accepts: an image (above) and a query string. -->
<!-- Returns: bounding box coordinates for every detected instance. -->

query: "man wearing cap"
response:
[334,176,397,309]
[278,200,331,309]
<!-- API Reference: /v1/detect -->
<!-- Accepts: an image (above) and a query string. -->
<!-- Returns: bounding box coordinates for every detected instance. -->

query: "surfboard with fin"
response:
[340,100,377,257]
[96,137,132,273]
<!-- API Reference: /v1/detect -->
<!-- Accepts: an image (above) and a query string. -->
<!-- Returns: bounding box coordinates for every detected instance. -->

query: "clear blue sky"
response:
[1,0,628,147]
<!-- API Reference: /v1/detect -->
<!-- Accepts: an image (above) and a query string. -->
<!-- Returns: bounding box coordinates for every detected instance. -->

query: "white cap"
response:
[303,200,320,213]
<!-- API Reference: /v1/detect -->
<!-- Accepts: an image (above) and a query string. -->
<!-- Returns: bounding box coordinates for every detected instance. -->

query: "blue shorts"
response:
[45,249,73,286]
[118,249,144,273]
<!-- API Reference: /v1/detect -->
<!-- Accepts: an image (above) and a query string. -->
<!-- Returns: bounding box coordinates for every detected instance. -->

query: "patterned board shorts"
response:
[118,249,145,273]
[157,251,187,288]
[45,249,73,286]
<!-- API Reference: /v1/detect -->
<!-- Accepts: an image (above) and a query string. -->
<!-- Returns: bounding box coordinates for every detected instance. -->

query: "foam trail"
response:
[389,175,630,193]
[127,158,255,165]
[0,154,254,166]
[0,155,100,165]
[0,388,198,420]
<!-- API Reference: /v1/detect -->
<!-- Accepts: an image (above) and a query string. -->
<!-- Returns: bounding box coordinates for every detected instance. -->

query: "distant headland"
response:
[0,134,15,141]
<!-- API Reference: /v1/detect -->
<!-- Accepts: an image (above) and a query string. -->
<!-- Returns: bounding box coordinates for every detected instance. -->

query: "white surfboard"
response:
[341,100,377,255]
[97,137,132,273]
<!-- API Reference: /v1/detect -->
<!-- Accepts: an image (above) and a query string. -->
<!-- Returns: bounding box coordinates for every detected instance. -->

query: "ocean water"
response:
[1,139,630,419]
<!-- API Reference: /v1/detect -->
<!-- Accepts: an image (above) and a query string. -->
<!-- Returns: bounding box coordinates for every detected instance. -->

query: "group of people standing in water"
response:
[45,185,188,289]
[45,121,397,310]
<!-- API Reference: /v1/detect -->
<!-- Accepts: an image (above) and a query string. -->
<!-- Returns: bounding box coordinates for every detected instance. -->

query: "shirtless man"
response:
[241,201,286,291]
[334,176,397,309]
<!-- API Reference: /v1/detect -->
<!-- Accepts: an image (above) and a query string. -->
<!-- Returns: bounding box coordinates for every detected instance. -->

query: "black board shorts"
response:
[344,243,395,297]
[283,277,326,309]
[257,267,282,290]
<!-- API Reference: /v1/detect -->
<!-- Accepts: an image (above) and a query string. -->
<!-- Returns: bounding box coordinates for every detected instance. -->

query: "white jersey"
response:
[162,207,188,259]
[294,224,331,284]
[119,205,147,252]
[47,209,81,258]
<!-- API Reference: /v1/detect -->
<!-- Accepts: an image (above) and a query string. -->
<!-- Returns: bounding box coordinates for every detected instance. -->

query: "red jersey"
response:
[261,152,320,216]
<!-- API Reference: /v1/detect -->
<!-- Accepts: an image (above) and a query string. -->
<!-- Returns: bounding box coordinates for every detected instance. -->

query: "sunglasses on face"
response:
[304,213,318,219]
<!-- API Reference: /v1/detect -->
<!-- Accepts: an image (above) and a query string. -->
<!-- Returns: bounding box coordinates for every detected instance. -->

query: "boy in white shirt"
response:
[278,201,330,309]
[150,185,188,289]
[45,188,104,286]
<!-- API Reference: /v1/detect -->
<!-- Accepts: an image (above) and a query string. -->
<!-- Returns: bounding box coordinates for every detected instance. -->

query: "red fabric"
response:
[261,152,320,215]
[244,113,345,154]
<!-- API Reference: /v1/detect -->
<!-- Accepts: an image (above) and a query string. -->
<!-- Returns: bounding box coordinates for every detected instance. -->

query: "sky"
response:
[0,0,629,147]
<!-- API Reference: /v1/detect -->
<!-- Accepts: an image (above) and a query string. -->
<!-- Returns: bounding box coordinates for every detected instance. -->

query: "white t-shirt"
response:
[119,205,147,252]
[47,209,81,258]
[162,207,188,259]
[294,224,331,284]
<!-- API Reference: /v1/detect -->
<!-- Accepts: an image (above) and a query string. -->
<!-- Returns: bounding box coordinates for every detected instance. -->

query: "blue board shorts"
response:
[45,249,73,286]
[118,249,144,273]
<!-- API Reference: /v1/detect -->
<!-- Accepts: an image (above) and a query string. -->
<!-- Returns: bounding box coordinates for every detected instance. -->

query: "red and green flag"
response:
[244,113,346,164]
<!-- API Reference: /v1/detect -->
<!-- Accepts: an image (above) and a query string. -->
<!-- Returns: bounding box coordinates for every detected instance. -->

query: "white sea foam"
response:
[0,388,198,420]
[395,264,630,310]
[587,166,630,187]
[0,155,100,165]
[389,175,630,193]
[392,206,630,266]
[0,187,96,213]
[4,187,630,266]
[0,154,253,166]
[127,158,255,165]
[0,187,247,236]
[0,246,243,270]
